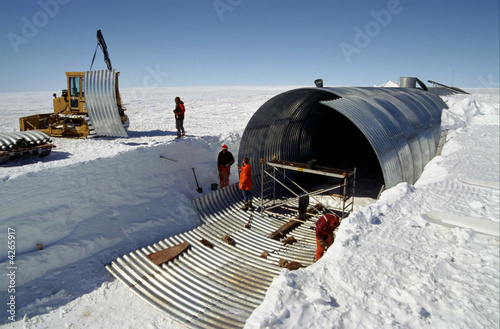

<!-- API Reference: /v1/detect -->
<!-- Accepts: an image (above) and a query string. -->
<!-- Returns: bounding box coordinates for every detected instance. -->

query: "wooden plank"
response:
[147,241,190,266]
[268,203,323,239]
[267,159,351,178]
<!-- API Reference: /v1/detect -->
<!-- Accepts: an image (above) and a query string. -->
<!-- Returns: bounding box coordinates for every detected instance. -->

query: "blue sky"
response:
[1,0,498,92]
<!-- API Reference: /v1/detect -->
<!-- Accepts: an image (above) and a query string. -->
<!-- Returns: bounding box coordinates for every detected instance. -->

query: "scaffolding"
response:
[260,158,356,220]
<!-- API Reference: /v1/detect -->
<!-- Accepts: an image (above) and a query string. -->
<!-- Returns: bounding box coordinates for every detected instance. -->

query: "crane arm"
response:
[90,29,112,71]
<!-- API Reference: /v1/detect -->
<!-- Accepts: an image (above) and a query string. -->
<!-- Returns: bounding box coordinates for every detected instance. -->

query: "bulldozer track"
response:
[106,184,319,328]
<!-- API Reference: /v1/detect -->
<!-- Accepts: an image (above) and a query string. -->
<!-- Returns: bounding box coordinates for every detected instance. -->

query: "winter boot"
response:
[176,133,181,139]
[248,200,252,209]
[241,202,249,211]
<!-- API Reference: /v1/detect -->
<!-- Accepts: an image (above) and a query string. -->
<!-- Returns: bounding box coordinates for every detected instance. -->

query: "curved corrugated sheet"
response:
[106,184,319,328]
[239,87,452,189]
[84,70,128,137]
[0,131,53,164]
[0,131,51,150]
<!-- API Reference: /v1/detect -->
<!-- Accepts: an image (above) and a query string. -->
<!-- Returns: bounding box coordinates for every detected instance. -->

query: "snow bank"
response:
[0,86,291,326]
[244,90,500,329]
[0,86,498,328]
[374,80,400,87]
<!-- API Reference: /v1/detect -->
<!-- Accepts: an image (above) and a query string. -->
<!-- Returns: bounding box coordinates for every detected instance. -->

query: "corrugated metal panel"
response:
[106,184,320,328]
[239,89,338,174]
[0,131,51,150]
[239,87,453,189]
[84,70,128,137]
[0,131,53,164]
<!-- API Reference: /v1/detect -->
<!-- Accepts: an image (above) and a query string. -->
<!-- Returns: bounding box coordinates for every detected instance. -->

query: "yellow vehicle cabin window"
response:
[70,77,81,97]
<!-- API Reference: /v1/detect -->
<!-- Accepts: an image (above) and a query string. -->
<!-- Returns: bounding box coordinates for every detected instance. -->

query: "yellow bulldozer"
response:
[19,30,129,138]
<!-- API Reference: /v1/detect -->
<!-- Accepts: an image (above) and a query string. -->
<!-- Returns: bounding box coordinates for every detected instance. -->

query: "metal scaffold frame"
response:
[260,158,356,220]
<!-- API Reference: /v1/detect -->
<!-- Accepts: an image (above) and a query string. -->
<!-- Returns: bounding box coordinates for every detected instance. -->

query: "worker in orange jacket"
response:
[173,96,185,138]
[315,213,340,261]
[238,157,253,211]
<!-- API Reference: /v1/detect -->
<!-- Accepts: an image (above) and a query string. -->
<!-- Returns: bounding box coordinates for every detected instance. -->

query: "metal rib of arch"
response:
[238,87,450,189]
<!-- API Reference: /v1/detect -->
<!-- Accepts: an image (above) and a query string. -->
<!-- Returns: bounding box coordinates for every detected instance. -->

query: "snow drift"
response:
[0,86,498,328]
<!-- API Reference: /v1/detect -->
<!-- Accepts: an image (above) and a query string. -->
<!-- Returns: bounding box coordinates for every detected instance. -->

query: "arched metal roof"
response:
[106,185,318,328]
[238,87,453,189]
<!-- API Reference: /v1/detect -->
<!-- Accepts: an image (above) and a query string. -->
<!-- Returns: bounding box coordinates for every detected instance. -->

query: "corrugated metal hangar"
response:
[238,78,464,190]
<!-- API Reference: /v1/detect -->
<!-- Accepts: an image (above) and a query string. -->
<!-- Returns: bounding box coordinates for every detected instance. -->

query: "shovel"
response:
[245,214,252,229]
[159,155,177,162]
[192,168,203,193]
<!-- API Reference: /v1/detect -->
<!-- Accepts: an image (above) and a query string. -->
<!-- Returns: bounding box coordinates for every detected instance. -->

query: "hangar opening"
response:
[238,82,461,199]
[308,102,383,196]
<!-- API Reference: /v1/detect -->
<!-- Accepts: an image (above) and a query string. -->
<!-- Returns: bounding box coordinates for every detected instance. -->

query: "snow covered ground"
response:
[0,85,498,328]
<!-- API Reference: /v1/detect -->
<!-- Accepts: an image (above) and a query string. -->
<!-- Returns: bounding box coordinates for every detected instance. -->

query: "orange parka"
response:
[239,164,253,190]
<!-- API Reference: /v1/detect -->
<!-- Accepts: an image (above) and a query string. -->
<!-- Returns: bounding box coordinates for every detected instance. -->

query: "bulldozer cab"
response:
[66,72,86,113]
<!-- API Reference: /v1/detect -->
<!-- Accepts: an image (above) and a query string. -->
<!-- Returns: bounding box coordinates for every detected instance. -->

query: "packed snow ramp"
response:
[238,85,460,190]
[106,184,320,328]
[84,70,128,137]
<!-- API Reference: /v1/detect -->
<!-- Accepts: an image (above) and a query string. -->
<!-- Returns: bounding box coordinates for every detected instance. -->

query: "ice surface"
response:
[0,85,498,329]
